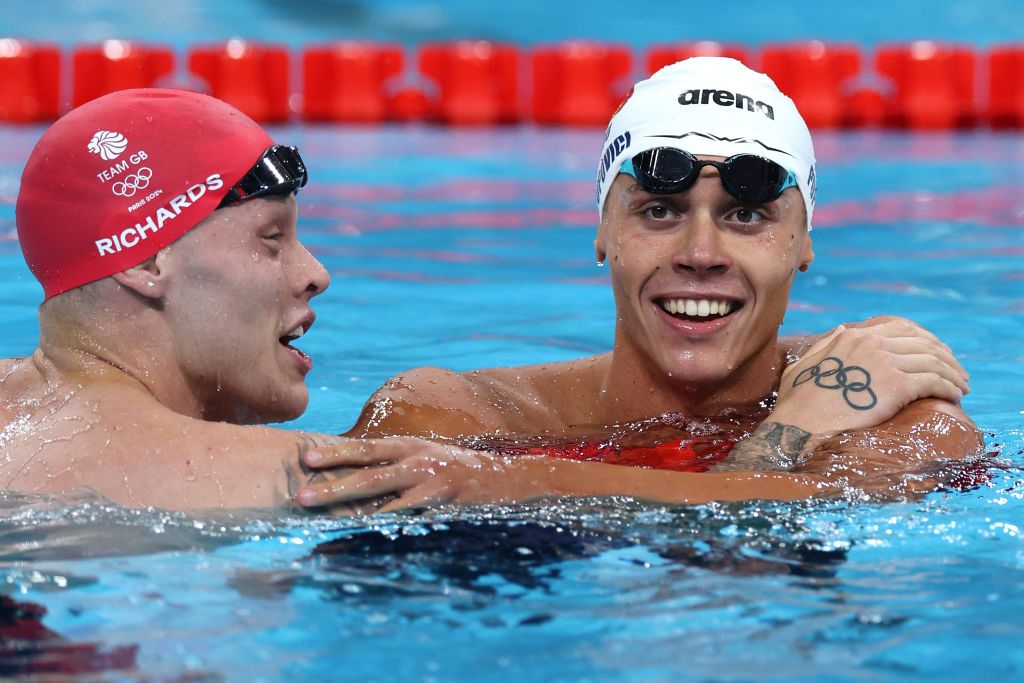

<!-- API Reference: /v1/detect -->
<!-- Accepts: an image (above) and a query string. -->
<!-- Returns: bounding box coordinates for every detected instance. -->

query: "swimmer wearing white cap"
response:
[298,58,981,510]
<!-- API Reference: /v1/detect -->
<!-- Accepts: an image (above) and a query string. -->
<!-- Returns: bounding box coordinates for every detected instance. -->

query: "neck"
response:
[595,332,784,424]
[38,312,208,420]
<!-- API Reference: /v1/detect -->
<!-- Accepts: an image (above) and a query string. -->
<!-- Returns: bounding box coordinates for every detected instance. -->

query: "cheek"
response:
[173,258,283,351]
[608,227,668,272]
[745,230,803,280]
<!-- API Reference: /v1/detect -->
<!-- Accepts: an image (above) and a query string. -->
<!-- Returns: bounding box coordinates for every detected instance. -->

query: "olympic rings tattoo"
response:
[792,356,878,410]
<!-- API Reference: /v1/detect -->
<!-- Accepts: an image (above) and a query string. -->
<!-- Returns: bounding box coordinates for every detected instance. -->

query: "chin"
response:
[661,356,735,386]
[239,387,310,425]
[268,392,310,424]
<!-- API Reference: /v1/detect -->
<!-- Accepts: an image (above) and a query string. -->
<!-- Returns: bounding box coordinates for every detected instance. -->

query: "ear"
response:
[798,233,814,273]
[594,214,609,265]
[111,248,171,299]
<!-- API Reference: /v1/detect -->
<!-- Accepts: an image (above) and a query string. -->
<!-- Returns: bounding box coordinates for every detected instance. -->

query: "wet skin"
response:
[350,160,821,437]
[595,162,814,415]
[304,161,981,511]
[158,195,330,423]
[0,196,348,509]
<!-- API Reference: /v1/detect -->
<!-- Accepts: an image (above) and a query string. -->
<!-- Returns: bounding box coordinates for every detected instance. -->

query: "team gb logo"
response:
[88,130,129,161]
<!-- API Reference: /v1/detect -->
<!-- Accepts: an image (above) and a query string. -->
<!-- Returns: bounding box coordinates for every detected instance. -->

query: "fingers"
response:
[893,355,969,403]
[377,482,454,513]
[296,463,419,507]
[784,325,970,392]
[303,436,428,469]
[842,318,963,374]
[884,339,969,393]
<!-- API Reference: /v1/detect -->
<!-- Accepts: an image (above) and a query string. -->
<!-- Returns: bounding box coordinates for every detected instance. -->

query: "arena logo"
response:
[94,174,224,256]
[678,89,775,120]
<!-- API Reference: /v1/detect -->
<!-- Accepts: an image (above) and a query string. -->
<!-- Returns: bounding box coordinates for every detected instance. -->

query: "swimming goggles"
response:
[218,144,308,208]
[620,147,798,204]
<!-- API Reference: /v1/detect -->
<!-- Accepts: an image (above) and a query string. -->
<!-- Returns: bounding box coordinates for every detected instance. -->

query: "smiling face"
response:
[597,156,813,392]
[159,195,330,423]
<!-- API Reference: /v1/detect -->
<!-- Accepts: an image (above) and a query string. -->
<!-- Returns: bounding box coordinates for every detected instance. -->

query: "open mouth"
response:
[279,321,312,367]
[655,297,742,323]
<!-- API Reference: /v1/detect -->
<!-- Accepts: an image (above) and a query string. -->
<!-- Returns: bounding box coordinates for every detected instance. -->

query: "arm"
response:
[27,413,346,511]
[713,317,980,473]
[294,319,979,511]
[294,435,836,509]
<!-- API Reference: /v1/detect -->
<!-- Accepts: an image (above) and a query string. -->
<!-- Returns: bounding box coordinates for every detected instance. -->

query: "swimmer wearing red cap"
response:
[297,58,982,511]
[1,88,468,510]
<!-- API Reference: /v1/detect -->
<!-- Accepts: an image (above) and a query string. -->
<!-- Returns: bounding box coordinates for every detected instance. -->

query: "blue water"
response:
[8,0,1024,47]
[2,2,1024,680]
[0,124,1022,681]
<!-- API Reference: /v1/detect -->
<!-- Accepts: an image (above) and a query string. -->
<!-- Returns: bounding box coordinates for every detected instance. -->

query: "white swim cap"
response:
[596,57,816,229]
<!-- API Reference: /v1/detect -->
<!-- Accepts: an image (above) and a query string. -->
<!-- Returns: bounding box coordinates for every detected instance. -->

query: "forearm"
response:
[710,400,983,484]
[522,456,833,504]
[710,422,815,472]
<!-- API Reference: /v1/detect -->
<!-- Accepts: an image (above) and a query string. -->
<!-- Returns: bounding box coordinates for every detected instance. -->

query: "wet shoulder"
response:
[0,357,43,422]
[468,354,611,429]
[347,366,513,438]
[349,356,612,438]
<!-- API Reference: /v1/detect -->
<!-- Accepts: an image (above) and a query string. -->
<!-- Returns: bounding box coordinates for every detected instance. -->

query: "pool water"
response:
[0,125,1022,682]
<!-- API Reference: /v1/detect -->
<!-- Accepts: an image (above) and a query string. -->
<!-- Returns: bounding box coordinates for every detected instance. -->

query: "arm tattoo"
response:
[712,422,813,472]
[281,433,335,507]
[792,356,878,410]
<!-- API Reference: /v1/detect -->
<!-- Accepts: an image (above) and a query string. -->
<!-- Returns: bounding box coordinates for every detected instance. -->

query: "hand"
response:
[772,316,969,436]
[295,437,549,512]
[297,437,857,509]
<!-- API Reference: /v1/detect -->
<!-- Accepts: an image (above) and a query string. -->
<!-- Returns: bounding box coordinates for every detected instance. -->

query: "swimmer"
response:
[0,88,460,510]
[297,58,982,510]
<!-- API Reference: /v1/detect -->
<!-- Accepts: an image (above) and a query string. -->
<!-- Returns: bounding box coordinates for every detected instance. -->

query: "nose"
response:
[671,170,732,276]
[294,240,331,298]
[671,208,732,276]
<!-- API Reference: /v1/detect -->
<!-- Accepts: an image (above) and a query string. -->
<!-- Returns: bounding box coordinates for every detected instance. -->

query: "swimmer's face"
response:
[160,195,330,423]
[597,156,813,389]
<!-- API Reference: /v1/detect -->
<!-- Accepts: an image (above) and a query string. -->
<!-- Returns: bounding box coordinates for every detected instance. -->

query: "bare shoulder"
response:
[347,365,516,439]
[887,398,983,458]
[0,380,325,510]
[348,355,610,440]
[0,357,43,416]
[804,398,983,480]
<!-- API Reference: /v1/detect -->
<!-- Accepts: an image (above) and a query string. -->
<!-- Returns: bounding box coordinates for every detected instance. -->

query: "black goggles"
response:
[620,147,798,204]
[218,144,308,209]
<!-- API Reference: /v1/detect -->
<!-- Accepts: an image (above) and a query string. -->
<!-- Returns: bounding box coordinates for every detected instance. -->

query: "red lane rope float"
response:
[0,39,1021,129]
[0,39,60,123]
[73,41,174,110]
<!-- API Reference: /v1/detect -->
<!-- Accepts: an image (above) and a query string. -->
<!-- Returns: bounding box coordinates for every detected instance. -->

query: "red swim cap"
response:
[16,89,274,299]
